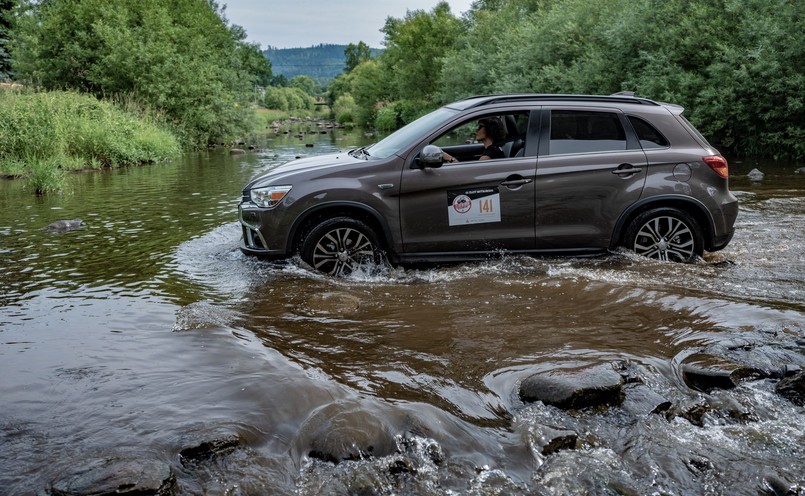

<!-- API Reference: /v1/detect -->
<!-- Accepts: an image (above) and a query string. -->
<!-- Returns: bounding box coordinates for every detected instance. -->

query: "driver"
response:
[443,117,505,163]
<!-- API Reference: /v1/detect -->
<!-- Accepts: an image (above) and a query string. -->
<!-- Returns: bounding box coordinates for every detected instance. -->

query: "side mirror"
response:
[416,144,444,169]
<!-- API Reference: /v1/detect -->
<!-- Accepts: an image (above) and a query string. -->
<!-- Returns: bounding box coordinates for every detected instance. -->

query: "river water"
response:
[1,127,804,495]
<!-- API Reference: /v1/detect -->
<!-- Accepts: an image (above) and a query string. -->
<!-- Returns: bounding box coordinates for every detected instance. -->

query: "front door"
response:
[399,156,537,254]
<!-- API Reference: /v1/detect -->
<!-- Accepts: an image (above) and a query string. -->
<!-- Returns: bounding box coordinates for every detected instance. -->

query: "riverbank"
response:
[0,89,180,193]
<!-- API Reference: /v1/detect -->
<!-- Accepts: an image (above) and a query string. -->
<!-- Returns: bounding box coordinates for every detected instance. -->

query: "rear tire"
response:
[624,208,703,262]
[299,217,384,276]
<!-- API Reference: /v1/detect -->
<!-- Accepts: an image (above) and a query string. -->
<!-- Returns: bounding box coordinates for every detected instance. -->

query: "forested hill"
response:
[264,44,381,83]
[264,44,347,82]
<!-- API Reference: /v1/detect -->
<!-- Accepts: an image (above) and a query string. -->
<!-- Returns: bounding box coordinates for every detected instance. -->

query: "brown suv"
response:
[239,94,738,275]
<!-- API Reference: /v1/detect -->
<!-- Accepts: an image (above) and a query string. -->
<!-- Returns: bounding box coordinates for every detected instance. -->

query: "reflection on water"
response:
[1,131,804,494]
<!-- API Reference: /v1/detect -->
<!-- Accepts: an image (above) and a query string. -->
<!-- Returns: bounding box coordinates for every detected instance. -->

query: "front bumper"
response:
[238,202,287,257]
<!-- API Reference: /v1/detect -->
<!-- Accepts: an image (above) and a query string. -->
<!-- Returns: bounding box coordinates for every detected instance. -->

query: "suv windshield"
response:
[366,107,459,159]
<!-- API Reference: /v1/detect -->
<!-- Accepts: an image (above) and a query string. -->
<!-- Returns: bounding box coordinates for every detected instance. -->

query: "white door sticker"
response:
[447,188,501,226]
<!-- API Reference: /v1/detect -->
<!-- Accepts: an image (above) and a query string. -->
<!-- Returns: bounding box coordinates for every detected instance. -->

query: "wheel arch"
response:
[610,196,716,251]
[288,202,394,255]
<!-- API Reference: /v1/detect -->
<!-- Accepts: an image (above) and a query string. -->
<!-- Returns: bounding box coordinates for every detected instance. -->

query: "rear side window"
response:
[628,116,669,149]
[549,110,626,155]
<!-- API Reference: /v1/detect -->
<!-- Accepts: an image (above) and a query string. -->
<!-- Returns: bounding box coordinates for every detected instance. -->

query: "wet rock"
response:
[304,291,361,316]
[680,353,763,392]
[43,219,84,232]
[762,475,801,496]
[297,402,397,464]
[795,167,805,174]
[229,148,246,155]
[397,436,445,466]
[621,383,672,416]
[747,168,765,181]
[668,399,711,427]
[784,364,802,377]
[705,339,796,380]
[708,390,753,422]
[686,455,714,476]
[519,363,624,410]
[528,424,578,456]
[50,457,174,496]
[776,370,805,406]
[179,436,241,465]
[305,143,315,147]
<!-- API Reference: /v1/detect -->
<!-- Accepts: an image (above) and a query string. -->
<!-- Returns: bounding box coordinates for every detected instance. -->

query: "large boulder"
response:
[519,363,624,410]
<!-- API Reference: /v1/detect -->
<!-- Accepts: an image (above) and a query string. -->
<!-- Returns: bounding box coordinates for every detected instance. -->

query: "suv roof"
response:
[449,93,665,111]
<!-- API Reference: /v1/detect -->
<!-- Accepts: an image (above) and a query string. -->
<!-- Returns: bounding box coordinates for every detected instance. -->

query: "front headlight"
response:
[250,185,292,208]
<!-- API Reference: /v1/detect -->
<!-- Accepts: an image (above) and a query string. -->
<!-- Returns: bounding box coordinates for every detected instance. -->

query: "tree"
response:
[10,0,263,146]
[290,74,318,96]
[344,41,371,73]
[380,2,463,105]
[0,0,16,81]
[270,74,288,87]
[348,59,390,126]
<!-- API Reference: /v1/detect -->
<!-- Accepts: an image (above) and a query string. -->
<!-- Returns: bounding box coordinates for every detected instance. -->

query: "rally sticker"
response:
[447,187,501,226]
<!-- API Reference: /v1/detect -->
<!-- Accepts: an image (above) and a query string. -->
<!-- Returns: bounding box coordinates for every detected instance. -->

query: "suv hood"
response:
[245,151,364,190]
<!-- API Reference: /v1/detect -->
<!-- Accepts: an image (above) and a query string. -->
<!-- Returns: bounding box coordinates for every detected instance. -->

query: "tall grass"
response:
[0,89,181,193]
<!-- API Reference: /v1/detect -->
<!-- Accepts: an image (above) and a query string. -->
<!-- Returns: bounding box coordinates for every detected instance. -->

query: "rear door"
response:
[534,107,648,250]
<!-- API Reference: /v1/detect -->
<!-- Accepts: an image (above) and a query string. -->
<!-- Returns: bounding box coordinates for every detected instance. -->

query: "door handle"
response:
[611,164,643,175]
[500,177,533,187]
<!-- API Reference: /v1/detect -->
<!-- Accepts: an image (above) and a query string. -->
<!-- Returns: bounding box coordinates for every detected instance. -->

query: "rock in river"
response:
[747,168,765,181]
[621,383,672,416]
[50,456,174,495]
[43,219,84,232]
[680,353,763,393]
[775,370,805,406]
[294,401,398,464]
[519,363,624,410]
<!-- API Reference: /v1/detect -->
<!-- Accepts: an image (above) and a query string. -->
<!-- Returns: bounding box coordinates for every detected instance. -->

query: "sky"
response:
[220,0,476,49]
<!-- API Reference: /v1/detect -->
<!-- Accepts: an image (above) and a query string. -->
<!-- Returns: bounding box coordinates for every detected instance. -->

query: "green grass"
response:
[253,106,329,128]
[0,89,181,192]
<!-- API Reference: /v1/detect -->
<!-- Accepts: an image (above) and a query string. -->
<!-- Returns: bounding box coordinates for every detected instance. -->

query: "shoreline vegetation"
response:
[0,88,181,194]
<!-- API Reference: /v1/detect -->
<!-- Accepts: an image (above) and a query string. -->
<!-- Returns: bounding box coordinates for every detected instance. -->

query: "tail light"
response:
[703,155,729,178]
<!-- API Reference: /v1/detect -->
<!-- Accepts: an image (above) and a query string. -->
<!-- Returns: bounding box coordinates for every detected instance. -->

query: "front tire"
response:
[624,208,703,262]
[299,217,384,276]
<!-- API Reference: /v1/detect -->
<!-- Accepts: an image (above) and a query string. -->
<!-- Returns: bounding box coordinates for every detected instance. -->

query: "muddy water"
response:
[1,128,804,495]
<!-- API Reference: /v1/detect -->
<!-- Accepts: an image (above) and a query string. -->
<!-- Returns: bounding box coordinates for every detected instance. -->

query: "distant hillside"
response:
[264,44,381,83]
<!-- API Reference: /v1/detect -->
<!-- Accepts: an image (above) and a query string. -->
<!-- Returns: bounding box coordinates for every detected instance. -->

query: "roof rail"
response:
[458,93,660,108]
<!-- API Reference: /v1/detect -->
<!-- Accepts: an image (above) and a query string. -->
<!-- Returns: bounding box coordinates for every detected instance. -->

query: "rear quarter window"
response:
[628,116,670,149]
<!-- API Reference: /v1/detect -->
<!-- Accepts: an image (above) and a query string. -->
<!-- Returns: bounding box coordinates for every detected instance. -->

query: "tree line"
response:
[331,0,803,159]
[2,0,802,159]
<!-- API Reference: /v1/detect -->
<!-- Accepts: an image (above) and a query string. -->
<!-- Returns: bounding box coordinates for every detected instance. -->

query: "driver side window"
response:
[431,112,529,161]
[432,121,478,148]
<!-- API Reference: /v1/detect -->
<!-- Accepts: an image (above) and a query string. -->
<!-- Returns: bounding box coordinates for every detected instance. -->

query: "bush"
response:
[0,89,181,190]
[333,94,357,125]
[374,104,398,131]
